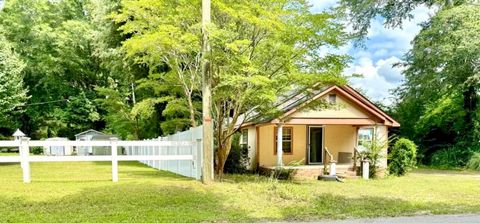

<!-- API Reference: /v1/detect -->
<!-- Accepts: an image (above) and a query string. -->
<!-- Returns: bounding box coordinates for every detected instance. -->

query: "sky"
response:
[309,0,434,105]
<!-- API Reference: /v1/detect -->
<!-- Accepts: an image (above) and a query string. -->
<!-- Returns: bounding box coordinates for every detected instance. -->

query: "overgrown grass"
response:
[0,162,479,222]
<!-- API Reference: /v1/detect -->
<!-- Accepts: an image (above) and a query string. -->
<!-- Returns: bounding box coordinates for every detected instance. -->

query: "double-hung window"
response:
[274,127,293,154]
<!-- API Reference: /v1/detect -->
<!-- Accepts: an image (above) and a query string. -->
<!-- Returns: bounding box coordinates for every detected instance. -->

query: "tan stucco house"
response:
[239,85,400,178]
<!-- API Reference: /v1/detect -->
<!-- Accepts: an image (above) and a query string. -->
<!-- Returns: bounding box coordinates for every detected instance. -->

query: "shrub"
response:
[223,133,250,174]
[388,138,417,176]
[269,167,295,180]
[31,147,43,155]
[357,136,389,178]
[467,152,480,171]
[430,146,470,167]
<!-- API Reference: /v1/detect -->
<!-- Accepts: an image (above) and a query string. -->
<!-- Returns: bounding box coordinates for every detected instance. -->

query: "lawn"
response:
[0,152,18,156]
[0,162,479,222]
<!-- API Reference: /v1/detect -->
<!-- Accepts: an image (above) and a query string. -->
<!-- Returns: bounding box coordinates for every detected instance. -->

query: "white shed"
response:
[75,129,120,155]
[43,137,74,156]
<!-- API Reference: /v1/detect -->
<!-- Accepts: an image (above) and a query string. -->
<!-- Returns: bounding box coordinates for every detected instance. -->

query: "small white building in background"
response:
[75,129,120,155]
[43,137,74,156]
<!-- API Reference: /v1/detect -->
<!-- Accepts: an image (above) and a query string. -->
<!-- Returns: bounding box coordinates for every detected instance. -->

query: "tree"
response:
[395,5,480,164]
[0,0,103,137]
[339,0,468,37]
[115,0,349,176]
[0,33,29,126]
[114,0,202,130]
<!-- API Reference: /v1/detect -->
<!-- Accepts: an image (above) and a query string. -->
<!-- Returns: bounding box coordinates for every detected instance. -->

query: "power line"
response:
[23,99,69,107]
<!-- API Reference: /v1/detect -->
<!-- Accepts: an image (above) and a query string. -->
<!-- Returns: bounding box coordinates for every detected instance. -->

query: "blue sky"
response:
[310,0,434,104]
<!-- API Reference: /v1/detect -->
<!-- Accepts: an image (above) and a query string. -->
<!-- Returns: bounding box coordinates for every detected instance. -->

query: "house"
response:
[239,85,400,179]
[43,137,74,156]
[75,129,121,155]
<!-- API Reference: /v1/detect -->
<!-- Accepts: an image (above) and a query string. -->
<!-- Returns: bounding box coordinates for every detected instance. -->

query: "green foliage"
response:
[392,5,480,167]
[268,168,296,181]
[223,133,250,174]
[0,33,28,126]
[114,0,350,174]
[287,159,305,167]
[31,147,43,155]
[357,134,389,178]
[467,152,480,171]
[388,138,417,176]
[96,86,138,139]
[429,143,478,167]
[339,0,468,38]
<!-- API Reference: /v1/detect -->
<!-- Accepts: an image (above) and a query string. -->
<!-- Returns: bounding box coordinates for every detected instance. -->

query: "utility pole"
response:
[201,0,214,183]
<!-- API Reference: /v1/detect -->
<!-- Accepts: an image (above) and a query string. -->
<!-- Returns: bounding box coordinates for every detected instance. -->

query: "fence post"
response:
[111,137,119,182]
[195,139,202,180]
[20,137,31,183]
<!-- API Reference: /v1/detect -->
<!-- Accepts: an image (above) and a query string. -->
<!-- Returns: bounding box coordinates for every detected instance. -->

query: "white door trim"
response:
[308,125,325,164]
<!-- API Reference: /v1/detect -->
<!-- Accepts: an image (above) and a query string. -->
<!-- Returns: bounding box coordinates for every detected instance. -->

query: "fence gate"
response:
[0,127,203,183]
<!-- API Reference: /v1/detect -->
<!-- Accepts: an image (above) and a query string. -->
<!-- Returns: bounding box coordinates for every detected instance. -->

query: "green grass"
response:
[0,152,18,156]
[0,162,479,222]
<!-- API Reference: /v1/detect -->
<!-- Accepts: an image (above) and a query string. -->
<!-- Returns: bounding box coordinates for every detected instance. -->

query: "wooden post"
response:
[276,124,283,167]
[20,137,31,183]
[111,137,119,182]
[201,0,214,183]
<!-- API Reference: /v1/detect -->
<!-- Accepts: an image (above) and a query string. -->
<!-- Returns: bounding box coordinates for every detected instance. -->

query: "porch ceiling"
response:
[280,118,377,125]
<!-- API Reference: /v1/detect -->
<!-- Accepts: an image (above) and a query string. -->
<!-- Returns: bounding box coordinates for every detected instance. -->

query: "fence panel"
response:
[0,126,203,183]
[124,126,203,180]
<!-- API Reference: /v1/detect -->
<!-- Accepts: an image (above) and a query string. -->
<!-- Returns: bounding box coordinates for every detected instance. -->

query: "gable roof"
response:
[242,85,400,127]
[75,129,107,137]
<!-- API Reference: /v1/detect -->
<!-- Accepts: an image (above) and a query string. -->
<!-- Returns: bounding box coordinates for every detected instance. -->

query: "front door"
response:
[308,126,323,164]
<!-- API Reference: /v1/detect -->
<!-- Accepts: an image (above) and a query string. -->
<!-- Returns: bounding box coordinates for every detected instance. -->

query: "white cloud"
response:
[309,0,338,12]
[308,1,435,103]
[347,56,403,105]
[366,6,435,56]
[346,6,435,102]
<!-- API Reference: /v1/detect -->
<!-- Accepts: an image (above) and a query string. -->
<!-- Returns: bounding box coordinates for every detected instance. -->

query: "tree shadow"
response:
[279,194,480,221]
[0,183,251,222]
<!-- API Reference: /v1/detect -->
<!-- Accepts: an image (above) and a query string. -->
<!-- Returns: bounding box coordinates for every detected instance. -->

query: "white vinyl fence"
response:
[126,126,203,180]
[0,127,203,183]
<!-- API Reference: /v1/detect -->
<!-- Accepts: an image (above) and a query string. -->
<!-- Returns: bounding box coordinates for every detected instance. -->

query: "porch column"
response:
[276,124,283,167]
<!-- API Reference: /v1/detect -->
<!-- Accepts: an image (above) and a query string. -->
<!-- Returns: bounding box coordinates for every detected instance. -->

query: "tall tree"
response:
[395,5,480,164]
[115,0,349,176]
[0,32,29,129]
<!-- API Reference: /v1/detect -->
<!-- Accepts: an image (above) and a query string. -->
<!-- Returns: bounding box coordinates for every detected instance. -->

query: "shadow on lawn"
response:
[279,194,480,221]
[0,183,250,223]
[2,187,479,223]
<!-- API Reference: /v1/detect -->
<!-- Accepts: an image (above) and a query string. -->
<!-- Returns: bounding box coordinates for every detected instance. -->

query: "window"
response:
[357,127,374,152]
[274,127,293,154]
[328,94,337,103]
[241,129,248,149]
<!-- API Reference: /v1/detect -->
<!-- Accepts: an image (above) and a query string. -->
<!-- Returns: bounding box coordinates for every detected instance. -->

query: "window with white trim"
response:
[357,127,374,152]
[241,129,248,149]
[274,127,293,154]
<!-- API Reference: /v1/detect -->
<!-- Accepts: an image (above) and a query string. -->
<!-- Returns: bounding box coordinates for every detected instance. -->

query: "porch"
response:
[250,123,387,179]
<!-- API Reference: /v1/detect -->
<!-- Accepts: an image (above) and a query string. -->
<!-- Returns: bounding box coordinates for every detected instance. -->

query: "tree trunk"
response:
[187,96,197,127]
[214,134,233,178]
